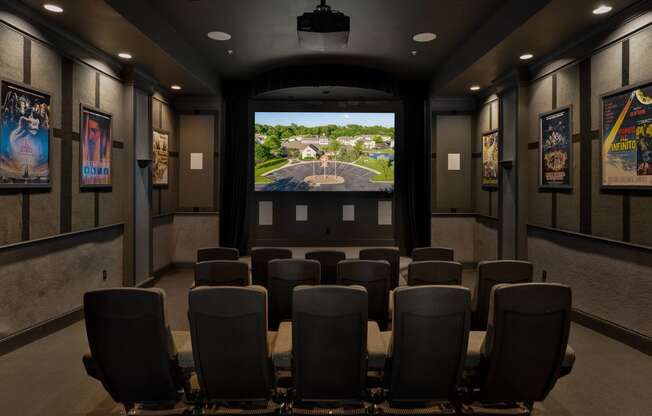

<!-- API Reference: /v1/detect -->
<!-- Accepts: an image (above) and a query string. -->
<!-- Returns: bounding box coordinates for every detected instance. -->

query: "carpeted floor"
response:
[0,268,650,415]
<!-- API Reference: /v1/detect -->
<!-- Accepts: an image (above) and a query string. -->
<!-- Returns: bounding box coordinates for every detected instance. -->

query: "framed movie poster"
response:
[152,129,169,187]
[539,106,572,189]
[601,80,652,189]
[80,105,112,188]
[482,130,498,188]
[0,80,51,188]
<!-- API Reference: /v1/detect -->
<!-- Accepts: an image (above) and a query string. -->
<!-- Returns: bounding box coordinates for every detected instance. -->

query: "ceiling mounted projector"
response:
[297,0,350,51]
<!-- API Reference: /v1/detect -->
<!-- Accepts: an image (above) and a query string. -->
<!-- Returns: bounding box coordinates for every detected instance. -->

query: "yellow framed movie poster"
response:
[601,80,652,189]
[152,129,169,187]
[482,130,498,188]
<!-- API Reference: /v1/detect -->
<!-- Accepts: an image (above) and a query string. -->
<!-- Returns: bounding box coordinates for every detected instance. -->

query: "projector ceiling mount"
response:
[297,0,350,51]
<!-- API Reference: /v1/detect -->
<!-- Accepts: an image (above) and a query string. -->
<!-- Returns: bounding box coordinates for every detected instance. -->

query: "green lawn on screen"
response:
[255,158,288,183]
[353,156,394,182]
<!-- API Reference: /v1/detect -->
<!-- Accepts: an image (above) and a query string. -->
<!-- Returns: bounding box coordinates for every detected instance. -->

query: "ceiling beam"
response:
[106,0,220,95]
[430,0,551,95]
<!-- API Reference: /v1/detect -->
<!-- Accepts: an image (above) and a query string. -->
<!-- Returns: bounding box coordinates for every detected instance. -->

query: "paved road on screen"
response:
[255,161,393,192]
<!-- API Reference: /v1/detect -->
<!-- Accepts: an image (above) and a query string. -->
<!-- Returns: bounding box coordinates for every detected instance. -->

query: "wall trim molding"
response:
[152,263,175,278]
[433,212,652,254]
[175,211,220,216]
[0,271,163,357]
[0,223,124,252]
[572,309,652,356]
[0,307,84,357]
[431,212,478,217]
[527,223,652,254]
[249,239,397,247]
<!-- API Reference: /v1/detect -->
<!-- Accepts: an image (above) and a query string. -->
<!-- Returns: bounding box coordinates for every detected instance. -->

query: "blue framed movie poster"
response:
[539,106,572,189]
[0,80,51,188]
[601,80,652,189]
[80,104,113,188]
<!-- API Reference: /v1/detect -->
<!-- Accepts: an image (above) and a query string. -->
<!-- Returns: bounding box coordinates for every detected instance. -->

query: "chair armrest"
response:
[82,353,100,380]
[272,321,293,370]
[367,321,387,370]
[267,331,277,359]
[560,344,576,377]
[171,330,194,370]
[465,331,485,369]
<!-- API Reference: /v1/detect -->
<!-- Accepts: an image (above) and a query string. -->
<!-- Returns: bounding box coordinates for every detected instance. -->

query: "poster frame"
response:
[538,105,573,190]
[481,129,499,189]
[79,103,113,189]
[152,128,170,188]
[599,79,652,191]
[0,78,52,189]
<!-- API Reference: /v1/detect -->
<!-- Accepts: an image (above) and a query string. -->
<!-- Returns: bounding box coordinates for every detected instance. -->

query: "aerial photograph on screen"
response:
[254,112,394,192]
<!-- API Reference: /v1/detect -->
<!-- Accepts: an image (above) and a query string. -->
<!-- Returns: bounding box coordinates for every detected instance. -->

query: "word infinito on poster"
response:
[601,82,652,188]
[152,130,169,186]
[482,130,498,188]
[80,106,112,188]
[540,107,572,188]
[0,80,51,188]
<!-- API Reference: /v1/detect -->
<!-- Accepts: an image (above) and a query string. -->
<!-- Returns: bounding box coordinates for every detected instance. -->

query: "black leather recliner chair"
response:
[196,246,239,262]
[194,260,250,287]
[359,247,401,289]
[472,283,574,415]
[381,285,471,413]
[411,246,454,262]
[292,285,369,412]
[338,259,391,330]
[250,247,293,287]
[472,260,533,330]
[407,260,463,286]
[188,286,278,412]
[267,258,320,330]
[82,288,189,413]
[305,250,346,285]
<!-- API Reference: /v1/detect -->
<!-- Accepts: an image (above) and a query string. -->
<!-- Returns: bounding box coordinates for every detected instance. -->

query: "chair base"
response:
[375,401,458,415]
[123,403,192,415]
[291,402,369,415]
[192,401,281,415]
[461,402,532,415]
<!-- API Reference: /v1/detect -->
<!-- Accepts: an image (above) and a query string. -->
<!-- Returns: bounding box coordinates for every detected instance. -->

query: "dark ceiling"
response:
[438,0,643,95]
[18,0,648,96]
[19,0,216,94]
[137,0,504,80]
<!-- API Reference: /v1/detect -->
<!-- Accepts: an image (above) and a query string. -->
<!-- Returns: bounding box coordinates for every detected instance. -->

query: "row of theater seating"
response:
[194,246,534,331]
[198,246,408,288]
[82,282,575,415]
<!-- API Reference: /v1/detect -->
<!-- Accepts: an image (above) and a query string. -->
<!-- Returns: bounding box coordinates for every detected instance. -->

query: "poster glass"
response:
[0,80,51,188]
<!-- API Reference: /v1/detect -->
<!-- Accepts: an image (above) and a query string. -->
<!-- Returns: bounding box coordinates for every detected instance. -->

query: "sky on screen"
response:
[255,112,395,128]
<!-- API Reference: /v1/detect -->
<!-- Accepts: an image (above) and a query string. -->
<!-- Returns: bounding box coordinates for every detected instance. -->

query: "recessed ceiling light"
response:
[207,31,231,41]
[171,85,182,91]
[519,53,534,60]
[593,5,613,14]
[227,49,234,55]
[411,50,418,56]
[470,85,481,91]
[43,4,63,13]
[118,52,132,59]
[413,32,437,42]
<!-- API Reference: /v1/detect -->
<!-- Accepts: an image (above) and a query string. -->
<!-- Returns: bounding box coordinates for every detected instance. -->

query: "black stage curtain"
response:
[219,69,430,254]
[219,82,252,254]
[395,81,432,255]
